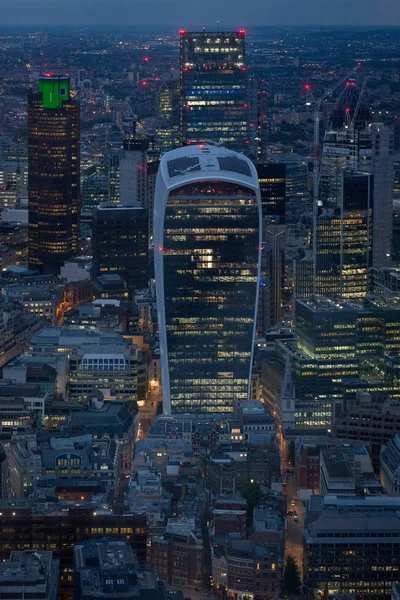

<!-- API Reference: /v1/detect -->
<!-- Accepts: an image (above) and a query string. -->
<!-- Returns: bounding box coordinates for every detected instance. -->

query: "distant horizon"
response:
[2,24,400,31]
[1,0,400,29]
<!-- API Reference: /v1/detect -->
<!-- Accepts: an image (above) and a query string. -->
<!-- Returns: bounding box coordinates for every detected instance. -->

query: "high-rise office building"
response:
[368,122,393,265]
[315,83,393,296]
[0,161,28,209]
[154,144,261,414]
[119,136,149,207]
[28,76,80,274]
[92,204,148,292]
[179,30,249,152]
[315,170,374,299]
[261,295,400,432]
[255,162,287,335]
[256,162,286,223]
[257,224,287,336]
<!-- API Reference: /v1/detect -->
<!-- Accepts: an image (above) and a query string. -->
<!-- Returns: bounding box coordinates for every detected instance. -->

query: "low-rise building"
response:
[239,400,276,438]
[8,439,42,498]
[74,538,167,600]
[147,517,204,591]
[0,551,59,600]
[3,353,67,400]
[211,538,282,600]
[41,436,120,493]
[212,496,247,540]
[0,382,48,416]
[0,503,147,599]
[128,466,172,535]
[320,443,376,496]
[62,399,138,473]
[334,393,400,470]
[28,328,139,403]
[0,395,34,439]
[304,495,400,600]
[203,444,281,496]
[3,284,64,325]
[295,436,375,493]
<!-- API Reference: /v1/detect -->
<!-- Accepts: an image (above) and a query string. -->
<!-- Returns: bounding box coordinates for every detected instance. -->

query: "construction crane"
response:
[304,63,361,291]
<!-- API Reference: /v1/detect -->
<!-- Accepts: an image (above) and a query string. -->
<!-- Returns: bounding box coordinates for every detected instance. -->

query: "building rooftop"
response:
[159,144,259,189]
[298,295,400,313]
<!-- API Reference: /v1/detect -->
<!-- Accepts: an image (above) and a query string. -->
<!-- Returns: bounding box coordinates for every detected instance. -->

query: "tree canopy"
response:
[281,555,301,597]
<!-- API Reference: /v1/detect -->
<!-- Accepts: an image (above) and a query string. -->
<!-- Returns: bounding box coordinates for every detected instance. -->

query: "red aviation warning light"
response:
[304,84,310,90]
[238,29,246,34]
[179,29,185,35]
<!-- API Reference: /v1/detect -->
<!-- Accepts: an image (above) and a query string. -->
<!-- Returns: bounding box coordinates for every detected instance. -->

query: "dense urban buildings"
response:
[154,144,261,414]
[28,77,80,274]
[179,30,249,152]
[1,22,400,600]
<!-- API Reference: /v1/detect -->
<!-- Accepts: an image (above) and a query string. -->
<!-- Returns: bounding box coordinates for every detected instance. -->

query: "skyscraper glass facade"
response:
[315,171,373,299]
[28,76,80,274]
[256,162,286,223]
[154,145,261,415]
[162,180,259,413]
[92,204,149,292]
[180,31,249,152]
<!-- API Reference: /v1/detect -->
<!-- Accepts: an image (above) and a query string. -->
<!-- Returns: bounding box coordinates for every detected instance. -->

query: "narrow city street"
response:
[279,432,305,575]
[283,474,305,574]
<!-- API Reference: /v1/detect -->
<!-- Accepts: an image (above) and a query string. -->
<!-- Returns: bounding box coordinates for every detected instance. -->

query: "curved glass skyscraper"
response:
[154,144,261,414]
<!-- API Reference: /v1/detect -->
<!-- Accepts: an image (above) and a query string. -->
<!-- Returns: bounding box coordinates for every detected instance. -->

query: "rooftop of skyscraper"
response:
[158,143,259,187]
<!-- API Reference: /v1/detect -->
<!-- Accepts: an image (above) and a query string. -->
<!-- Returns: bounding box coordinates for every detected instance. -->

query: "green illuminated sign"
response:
[39,77,71,109]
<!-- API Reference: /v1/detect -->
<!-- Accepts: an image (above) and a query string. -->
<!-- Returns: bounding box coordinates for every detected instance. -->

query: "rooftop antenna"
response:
[217,20,220,32]
[202,26,206,32]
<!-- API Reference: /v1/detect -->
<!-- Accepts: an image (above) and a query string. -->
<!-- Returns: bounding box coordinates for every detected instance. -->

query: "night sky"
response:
[1,0,399,27]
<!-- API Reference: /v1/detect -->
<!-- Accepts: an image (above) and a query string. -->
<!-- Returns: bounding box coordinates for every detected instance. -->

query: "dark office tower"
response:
[179,30,249,152]
[256,162,286,223]
[28,76,80,274]
[92,204,148,292]
[154,145,261,414]
[257,224,287,337]
[119,136,149,207]
[315,171,373,299]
